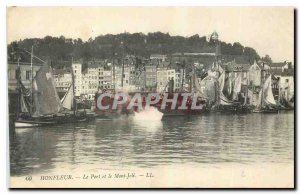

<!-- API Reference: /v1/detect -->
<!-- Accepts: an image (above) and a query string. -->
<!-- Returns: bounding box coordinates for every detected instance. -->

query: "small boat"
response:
[205,71,252,114]
[278,89,294,110]
[15,120,56,128]
[252,75,279,113]
[14,59,93,128]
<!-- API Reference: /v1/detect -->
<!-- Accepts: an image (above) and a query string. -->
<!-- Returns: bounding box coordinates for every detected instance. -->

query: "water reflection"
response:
[10,111,294,176]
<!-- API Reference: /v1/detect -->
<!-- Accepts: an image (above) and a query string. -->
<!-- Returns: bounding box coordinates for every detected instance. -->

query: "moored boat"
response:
[14,58,93,128]
[251,75,279,113]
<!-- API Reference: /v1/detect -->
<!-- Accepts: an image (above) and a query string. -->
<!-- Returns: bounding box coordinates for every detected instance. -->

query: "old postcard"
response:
[7,7,294,188]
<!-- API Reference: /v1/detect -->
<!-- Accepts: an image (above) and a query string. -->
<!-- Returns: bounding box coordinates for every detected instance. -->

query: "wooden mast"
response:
[16,57,21,118]
[112,47,115,90]
[30,46,33,115]
[71,57,76,115]
[244,70,248,105]
[121,39,125,89]
[260,63,265,109]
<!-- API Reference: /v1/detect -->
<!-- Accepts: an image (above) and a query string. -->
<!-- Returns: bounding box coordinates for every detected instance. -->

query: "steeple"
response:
[211,30,219,42]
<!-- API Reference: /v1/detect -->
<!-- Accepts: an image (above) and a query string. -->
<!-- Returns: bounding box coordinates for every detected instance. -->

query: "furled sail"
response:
[279,92,294,109]
[32,64,63,117]
[223,73,233,99]
[280,81,294,102]
[61,83,74,110]
[218,72,233,105]
[194,75,208,99]
[219,71,226,91]
[220,92,233,105]
[199,76,217,103]
[20,93,30,113]
[262,75,277,106]
[248,89,260,108]
[17,78,33,114]
[232,73,242,100]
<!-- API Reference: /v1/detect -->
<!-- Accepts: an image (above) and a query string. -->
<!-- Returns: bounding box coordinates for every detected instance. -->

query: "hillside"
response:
[7,32,264,68]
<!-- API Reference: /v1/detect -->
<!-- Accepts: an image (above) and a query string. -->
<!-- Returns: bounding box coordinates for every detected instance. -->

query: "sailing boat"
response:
[209,71,251,113]
[278,81,294,110]
[14,62,90,128]
[60,83,74,110]
[252,75,279,113]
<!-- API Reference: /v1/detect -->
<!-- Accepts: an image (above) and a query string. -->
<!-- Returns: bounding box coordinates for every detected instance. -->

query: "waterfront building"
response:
[145,65,157,91]
[72,62,98,99]
[270,64,294,101]
[150,54,167,62]
[86,64,99,99]
[115,64,136,91]
[72,63,82,97]
[8,61,42,92]
[223,60,251,84]
[102,69,113,90]
[174,70,184,91]
[81,70,89,98]
[157,68,177,92]
[269,61,292,72]
[134,66,146,91]
[53,69,72,97]
[156,67,168,92]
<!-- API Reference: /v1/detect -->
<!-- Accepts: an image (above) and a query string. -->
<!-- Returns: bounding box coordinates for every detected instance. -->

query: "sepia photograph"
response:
[6,6,295,188]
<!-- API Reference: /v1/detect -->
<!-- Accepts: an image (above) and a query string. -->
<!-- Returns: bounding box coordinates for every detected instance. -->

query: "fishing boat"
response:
[14,59,92,128]
[204,70,252,114]
[278,83,294,110]
[279,94,294,110]
[251,75,279,113]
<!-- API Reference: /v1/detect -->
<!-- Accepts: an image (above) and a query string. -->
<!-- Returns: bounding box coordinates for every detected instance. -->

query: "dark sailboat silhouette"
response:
[14,61,92,128]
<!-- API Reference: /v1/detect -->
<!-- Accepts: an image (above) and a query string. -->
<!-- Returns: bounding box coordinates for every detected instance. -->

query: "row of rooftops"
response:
[50,61,294,78]
[8,53,294,77]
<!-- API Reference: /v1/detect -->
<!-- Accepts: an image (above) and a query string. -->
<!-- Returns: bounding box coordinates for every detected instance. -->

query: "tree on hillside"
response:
[261,54,272,64]
[7,32,264,68]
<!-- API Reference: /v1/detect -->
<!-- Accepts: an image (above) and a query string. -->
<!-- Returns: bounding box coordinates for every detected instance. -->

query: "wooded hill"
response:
[8,32,270,68]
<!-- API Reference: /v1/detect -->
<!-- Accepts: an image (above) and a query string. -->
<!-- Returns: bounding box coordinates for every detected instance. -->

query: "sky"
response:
[7,7,294,62]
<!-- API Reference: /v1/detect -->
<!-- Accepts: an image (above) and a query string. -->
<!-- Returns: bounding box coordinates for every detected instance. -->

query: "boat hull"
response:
[15,120,57,128]
[14,112,94,128]
[252,108,279,113]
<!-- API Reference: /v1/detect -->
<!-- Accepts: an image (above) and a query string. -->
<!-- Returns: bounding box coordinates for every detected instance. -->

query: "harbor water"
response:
[10,111,294,177]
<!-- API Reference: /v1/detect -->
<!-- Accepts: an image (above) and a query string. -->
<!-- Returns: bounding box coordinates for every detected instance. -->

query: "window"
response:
[286,79,289,83]
[26,71,31,80]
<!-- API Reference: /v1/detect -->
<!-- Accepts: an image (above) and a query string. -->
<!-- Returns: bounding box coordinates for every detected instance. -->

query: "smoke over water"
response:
[133,107,163,121]
[132,107,163,132]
